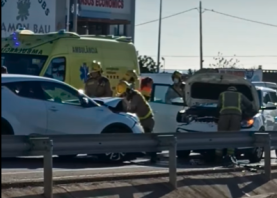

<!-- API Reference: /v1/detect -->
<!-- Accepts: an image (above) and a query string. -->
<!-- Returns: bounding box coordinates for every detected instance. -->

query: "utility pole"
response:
[199,1,203,69]
[73,0,78,32]
[66,0,70,31]
[157,0,163,73]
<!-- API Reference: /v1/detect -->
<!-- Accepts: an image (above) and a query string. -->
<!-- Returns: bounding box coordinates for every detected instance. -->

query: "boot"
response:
[222,155,237,167]
[150,152,158,163]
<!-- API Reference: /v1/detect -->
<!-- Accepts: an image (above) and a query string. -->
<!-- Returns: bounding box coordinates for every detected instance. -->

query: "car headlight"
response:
[126,113,140,123]
[241,118,254,128]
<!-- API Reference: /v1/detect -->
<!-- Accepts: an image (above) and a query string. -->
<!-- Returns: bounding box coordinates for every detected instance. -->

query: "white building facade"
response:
[1,0,136,39]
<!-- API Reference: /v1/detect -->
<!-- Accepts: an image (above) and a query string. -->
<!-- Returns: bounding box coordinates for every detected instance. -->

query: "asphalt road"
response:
[2,151,277,183]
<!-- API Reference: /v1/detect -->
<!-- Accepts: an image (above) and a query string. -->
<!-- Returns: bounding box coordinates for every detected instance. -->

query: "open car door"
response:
[149,83,186,133]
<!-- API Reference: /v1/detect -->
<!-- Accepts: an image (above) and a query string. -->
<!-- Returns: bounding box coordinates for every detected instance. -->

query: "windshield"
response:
[2,53,47,75]
[269,92,277,103]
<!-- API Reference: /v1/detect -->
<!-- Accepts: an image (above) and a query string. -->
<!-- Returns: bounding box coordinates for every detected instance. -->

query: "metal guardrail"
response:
[2,132,277,198]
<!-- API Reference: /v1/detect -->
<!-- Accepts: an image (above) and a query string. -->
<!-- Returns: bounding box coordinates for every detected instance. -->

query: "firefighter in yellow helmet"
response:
[165,70,186,104]
[84,61,112,97]
[216,86,253,166]
[116,81,158,163]
[122,70,139,89]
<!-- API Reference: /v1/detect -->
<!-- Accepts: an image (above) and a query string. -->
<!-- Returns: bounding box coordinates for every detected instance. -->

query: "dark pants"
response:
[216,114,241,157]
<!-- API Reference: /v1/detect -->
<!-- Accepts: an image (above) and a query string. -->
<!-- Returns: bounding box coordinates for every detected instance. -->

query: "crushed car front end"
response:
[176,73,266,162]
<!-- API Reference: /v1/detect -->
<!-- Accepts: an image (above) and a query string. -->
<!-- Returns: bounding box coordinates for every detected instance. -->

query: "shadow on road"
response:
[1,156,135,170]
[2,153,276,170]
[2,154,221,170]
[6,172,277,198]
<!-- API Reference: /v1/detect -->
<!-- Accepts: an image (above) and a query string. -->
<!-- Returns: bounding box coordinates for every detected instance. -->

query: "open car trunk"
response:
[177,73,260,124]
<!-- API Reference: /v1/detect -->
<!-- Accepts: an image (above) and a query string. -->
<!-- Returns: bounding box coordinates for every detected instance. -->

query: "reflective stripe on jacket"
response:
[219,91,242,115]
[128,90,153,121]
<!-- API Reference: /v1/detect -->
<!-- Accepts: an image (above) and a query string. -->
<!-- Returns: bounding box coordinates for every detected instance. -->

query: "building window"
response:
[110,24,126,36]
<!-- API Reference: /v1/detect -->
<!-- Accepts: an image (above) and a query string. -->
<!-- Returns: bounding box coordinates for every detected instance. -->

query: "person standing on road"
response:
[216,86,253,166]
[165,70,186,104]
[84,61,113,97]
[116,81,158,163]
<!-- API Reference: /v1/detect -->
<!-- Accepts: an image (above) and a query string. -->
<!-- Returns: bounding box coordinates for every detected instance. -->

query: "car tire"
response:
[2,118,14,135]
[97,124,135,163]
[247,147,264,163]
[247,127,265,163]
[177,150,190,159]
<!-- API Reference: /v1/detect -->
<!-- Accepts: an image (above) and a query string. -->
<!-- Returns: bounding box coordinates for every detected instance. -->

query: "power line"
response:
[135,8,277,28]
[204,9,277,28]
[135,8,197,27]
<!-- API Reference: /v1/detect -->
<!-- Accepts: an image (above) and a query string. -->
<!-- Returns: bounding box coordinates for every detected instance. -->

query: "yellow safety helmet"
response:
[90,61,102,73]
[116,81,132,95]
[172,70,183,80]
[125,70,138,82]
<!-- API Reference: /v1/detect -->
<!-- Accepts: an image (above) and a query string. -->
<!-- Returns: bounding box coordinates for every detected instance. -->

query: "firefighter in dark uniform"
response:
[116,81,158,162]
[165,70,185,104]
[216,86,253,165]
[84,61,113,97]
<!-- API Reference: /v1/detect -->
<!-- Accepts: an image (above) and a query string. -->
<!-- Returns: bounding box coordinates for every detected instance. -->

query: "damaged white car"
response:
[177,73,276,162]
[149,73,276,163]
[1,74,144,162]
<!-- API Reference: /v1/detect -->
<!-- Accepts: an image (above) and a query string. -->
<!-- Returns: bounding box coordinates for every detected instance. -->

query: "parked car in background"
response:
[252,81,277,90]
[1,74,144,162]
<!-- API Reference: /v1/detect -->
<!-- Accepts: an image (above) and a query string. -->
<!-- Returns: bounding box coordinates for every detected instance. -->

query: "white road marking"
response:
[1,165,156,175]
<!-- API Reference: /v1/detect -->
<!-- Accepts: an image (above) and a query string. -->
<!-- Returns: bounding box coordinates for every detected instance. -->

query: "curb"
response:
[2,165,277,189]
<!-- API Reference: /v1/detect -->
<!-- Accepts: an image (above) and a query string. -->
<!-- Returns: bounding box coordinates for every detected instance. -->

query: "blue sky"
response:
[134,0,277,70]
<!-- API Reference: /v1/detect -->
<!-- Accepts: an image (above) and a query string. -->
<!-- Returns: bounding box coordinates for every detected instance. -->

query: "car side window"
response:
[151,84,184,105]
[3,81,46,100]
[269,92,277,103]
[44,57,66,82]
[262,91,272,105]
[40,82,81,106]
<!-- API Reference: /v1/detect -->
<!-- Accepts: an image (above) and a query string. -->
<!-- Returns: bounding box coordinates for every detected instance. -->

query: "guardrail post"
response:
[29,137,53,198]
[169,135,177,189]
[157,135,177,189]
[254,133,271,181]
[44,139,53,198]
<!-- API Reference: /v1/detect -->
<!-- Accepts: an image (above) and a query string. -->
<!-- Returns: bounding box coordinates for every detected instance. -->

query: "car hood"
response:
[93,97,122,108]
[185,73,260,113]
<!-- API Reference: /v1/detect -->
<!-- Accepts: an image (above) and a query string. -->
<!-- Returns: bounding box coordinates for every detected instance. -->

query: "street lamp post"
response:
[157,0,163,73]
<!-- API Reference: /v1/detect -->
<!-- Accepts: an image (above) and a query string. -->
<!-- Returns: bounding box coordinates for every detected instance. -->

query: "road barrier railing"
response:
[2,132,277,198]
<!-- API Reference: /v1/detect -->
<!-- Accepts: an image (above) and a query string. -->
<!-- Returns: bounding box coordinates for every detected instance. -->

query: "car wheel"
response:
[177,150,190,159]
[246,127,265,163]
[2,119,14,135]
[247,147,264,163]
[97,124,135,163]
